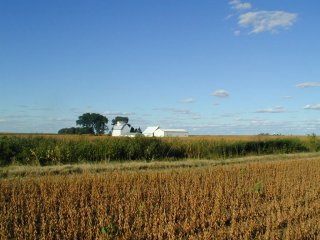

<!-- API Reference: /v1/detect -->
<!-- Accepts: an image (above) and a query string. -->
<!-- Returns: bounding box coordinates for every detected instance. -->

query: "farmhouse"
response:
[112,121,131,136]
[143,126,188,137]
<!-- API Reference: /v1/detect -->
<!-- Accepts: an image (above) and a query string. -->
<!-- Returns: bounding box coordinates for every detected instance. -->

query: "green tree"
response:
[76,113,108,135]
[58,127,94,135]
[129,127,142,133]
[111,116,129,125]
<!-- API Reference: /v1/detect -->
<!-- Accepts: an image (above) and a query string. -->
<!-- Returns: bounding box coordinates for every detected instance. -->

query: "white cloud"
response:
[212,90,230,98]
[180,98,195,104]
[239,11,297,34]
[296,82,320,88]
[304,104,320,110]
[229,0,252,10]
[255,106,285,113]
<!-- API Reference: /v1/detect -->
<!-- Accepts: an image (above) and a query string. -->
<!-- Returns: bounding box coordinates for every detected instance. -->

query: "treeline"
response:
[0,136,318,166]
[58,127,94,135]
[58,113,141,135]
[59,113,108,135]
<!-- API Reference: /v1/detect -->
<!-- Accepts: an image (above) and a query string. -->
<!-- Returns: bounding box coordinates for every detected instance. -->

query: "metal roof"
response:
[143,126,160,134]
[159,129,188,133]
[113,123,128,130]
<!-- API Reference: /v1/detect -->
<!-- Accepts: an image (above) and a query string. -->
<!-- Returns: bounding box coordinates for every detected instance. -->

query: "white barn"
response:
[142,126,160,137]
[154,128,188,137]
[143,126,188,137]
[112,121,131,136]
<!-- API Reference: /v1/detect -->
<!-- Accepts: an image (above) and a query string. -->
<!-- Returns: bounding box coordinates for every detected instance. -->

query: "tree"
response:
[111,116,129,125]
[58,127,74,134]
[76,113,108,135]
[76,113,94,128]
[58,127,94,135]
[129,127,142,133]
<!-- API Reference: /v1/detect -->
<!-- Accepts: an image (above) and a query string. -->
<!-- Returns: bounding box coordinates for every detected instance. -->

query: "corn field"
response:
[1,158,320,239]
[1,135,318,166]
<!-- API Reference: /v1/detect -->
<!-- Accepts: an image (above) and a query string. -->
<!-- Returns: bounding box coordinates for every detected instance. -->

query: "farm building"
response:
[154,128,188,137]
[112,121,131,136]
[143,126,188,137]
[142,126,160,137]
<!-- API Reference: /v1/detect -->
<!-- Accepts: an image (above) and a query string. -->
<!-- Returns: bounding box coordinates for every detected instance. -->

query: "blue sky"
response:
[1,0,320,135]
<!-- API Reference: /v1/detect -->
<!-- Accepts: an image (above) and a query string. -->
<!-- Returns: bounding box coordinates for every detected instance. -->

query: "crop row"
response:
[0,135,318,165]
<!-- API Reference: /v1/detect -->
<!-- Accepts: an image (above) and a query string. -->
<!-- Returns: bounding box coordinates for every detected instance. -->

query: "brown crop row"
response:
[1,158,320,239]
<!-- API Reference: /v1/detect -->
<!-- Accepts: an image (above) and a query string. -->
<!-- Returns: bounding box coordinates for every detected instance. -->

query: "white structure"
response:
[154,128,188,137]
[143,126,188,137]
[112,121,131,136]
[142,126,160,137]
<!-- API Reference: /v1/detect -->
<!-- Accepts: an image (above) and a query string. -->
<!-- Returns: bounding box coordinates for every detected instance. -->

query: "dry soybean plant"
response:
[1,158,320,239]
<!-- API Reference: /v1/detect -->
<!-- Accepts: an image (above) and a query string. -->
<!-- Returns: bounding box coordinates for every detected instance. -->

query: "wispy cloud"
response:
[220,113,236,118]
[304,104,320,110]
[15,104,56,111]
[229,0,251,11]
[239,11,297,34]
[172,109,191,114]
[0,114,75,133]
[104,111,136,116]
[16,104,30,108]
[212,90,230,98]
[234,30,241,36]
[153,107,201,120]
[282,96,292,100]
[154,107,191,114]
[255,106,285,113]
[180,98,195,104]
[296,82,320,88]
[190,117,320,135]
